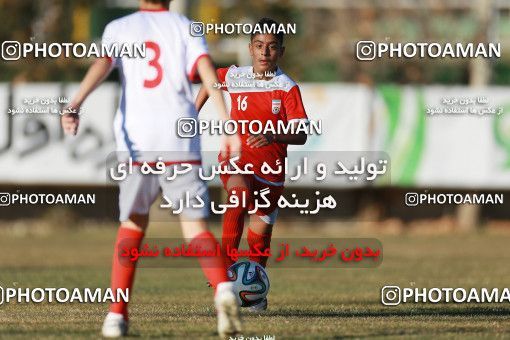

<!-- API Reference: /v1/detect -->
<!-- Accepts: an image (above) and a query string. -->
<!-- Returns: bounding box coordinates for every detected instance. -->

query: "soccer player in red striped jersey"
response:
[195,17,308,311]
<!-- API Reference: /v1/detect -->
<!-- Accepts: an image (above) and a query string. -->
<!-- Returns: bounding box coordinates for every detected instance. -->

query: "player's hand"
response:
[220,134,241,158]
[246,133,275,148]
[61,104,81,136]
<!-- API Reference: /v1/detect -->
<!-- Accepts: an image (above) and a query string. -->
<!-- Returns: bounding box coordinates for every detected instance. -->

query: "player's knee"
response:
[250,216,274,234]
[180,218,208,240]
[251,208,278,226]
[122,214,149,232]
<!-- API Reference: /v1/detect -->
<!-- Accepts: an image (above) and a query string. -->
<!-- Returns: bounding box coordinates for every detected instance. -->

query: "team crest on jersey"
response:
[271,99,281,114]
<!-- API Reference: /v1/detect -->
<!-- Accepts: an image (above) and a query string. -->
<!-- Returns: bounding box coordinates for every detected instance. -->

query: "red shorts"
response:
[220,172,284,224]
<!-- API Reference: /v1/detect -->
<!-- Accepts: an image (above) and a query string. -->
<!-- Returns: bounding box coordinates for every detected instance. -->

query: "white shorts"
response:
[118,164,209,221]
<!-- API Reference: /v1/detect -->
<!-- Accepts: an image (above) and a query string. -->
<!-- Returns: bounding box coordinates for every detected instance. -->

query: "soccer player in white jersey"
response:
[61,0,241,337]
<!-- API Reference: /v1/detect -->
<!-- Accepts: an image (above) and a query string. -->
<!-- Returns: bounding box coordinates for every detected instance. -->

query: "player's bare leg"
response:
[102,214,148,338]
[180,218,242,337]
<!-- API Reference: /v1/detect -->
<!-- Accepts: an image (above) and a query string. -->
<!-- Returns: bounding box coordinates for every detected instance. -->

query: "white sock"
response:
[216,281,234,295]
[105,312,125,321]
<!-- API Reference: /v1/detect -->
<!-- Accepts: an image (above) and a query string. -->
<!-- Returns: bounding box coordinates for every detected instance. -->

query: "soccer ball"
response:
[227,261,270,307]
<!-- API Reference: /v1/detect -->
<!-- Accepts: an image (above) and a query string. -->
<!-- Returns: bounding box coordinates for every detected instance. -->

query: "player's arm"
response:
[195,85,209,113]
[195,66,229,113]
[196,58,240,155]
[196,57,227,120]
[246,121,307,148]
[61,57,112,135]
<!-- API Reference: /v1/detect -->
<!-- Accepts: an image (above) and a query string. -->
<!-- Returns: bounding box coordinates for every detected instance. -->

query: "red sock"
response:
[190,231,228,289]
[247,228,272,267]
[109,226,144,320]
[221,186,251,268]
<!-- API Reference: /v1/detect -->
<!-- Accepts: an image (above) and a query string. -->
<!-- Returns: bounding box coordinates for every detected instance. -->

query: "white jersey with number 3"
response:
[102,9,208,161]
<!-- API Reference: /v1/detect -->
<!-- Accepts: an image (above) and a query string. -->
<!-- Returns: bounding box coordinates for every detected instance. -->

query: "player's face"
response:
[249,34,284,74]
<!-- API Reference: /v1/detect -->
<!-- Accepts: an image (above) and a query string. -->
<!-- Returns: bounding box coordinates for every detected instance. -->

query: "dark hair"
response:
[144,0,171,4]
[250,17,284,46]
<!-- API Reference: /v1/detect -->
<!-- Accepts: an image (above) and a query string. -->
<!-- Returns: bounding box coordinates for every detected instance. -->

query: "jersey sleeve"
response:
[216,67,230,91]
[101,22,118,67]
[284,85,308,122]
[185,33,210,83]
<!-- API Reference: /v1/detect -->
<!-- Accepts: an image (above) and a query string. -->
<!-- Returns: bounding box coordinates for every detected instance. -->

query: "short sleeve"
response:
[101,22,118,67]
[284,85,308,122]
[216,67,230,91]
[186,34,209,83]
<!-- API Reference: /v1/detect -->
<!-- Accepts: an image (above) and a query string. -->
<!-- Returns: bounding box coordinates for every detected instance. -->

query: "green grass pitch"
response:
[0,222,509,339]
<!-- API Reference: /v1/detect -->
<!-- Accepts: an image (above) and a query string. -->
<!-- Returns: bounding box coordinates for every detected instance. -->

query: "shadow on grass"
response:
[146,305,510,319]
[244,306,510,318]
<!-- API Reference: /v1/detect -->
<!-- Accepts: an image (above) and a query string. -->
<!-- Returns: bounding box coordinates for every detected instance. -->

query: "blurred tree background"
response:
[1,0,509,85]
